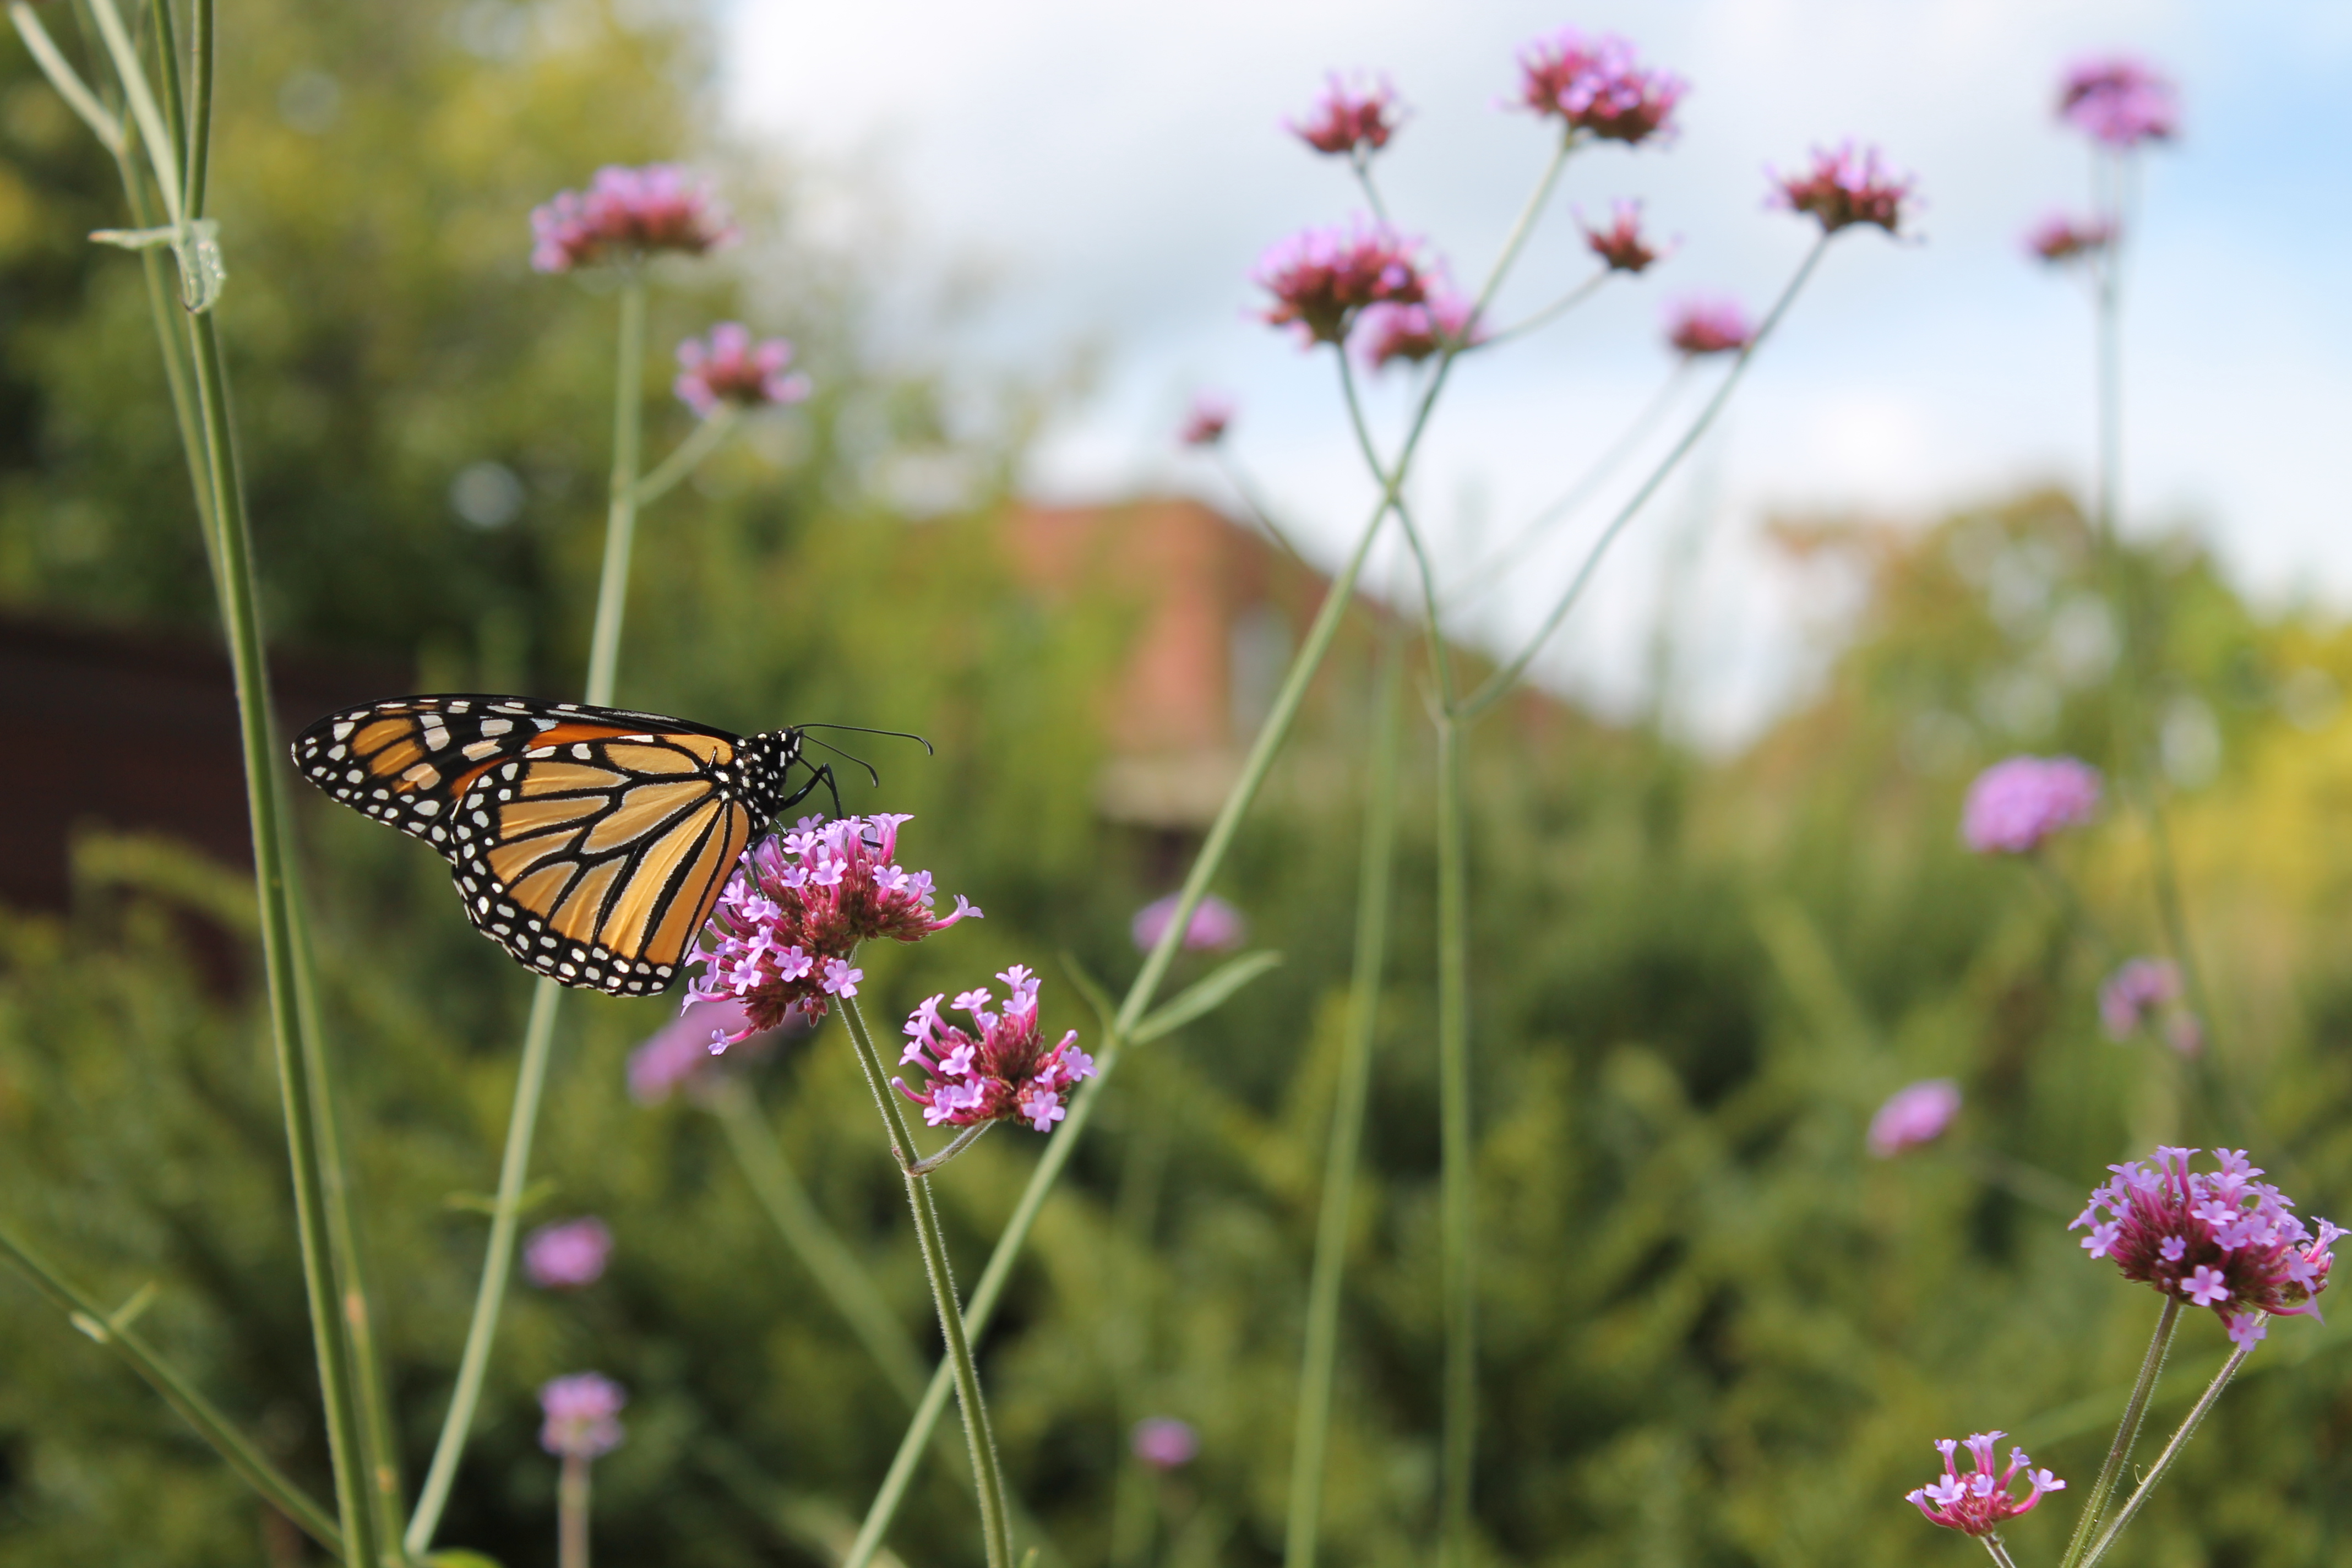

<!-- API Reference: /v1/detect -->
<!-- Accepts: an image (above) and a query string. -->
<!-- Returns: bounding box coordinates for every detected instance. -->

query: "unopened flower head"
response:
[2059,57,2179,148]
[530,164,734,273]
[1289,72,1402,157]
[1355,282,1484,372]
[1131,892,1248,953]
[1513,28,1685,146]
[674,323,812,417]
[628,997,812,1103]
[1961,755,2101,854]
[1131,1416,1199,1469]
[538,1371,627,1460]
[1178,393,1234,448]
[1664,296,1752,357]
[894,966,1097,1133]
[1255,218,1428,346]
[2026,213,2115,264]
[1869,1079,1961,1158]
[1905,1431,2065,1537]
[2099,957,2184,1042]
[686,814,982,1043]
[1770,142,1913,235]
[2071,1147,2340,1348]
[1581,200,1660,274]
[524,1216,612,1289]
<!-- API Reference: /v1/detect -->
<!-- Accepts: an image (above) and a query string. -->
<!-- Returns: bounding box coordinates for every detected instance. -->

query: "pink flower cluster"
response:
[1131,892,1248,953]
[1869,1079,1961,1158]
[1905,1432,2065,1537]
[1665,297,1752,357]
[1255,219,1428,345]
[2026,213,2114,264]
[1961,755,2101,854]
[1770,143,1913,235]
[530,164,734,273]
[2072,1147,2340,1348]
[1357,285,1483,372]
[2059,57,2179,149]
[685,814,982,1045]
[674,323,812,417]
[629,996,812,1103]
[1581,200,1660,274]
[1178,393,1234,448]
[894,966,1097,1133]
[1289,73,1402,157]
[1513,28,1684,146]
[538,1372,627,1460]
[2099,957,2199,1053]
[1131,1417,1199,1469]
[524,1216,612,1289]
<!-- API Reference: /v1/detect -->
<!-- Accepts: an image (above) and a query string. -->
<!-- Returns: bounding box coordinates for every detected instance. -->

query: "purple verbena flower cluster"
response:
[628,996,813,1103]
[674,323,812,417]
[1255,219,1429,346]
[894,966,1097,1133]
[1770,142,1913,235]
[2026,212,2115,264]
[1131,1417,1199,1469]
[1664,297,1752,357]
[2098,957,2199,1054]
[1581,200,1660,274]
[1512,28,1685,146]
[530,164,734,274]
[1905,1432,2065,1537]
[1177,394,1234,449]
[524,1216,612,1290]
[1961,755,2101,854]
[1289,73,1402,157]
[2072,1147,2340,1348]
[1869,1079,1961,1158]
[686,814,982,1045]
[538,1371,627,1460]
[2059,56,2180,148]
[1131,892,1248,953]
[1357,283,1484,372]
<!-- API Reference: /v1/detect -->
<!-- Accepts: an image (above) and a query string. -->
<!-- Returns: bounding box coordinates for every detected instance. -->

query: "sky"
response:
[717,0,2352,743]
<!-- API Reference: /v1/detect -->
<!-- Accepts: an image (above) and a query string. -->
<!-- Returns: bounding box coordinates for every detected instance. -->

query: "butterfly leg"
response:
[774,761,847,823]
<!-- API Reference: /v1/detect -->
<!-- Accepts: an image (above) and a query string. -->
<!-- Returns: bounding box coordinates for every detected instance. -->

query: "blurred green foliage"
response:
[4,2,2352,1566]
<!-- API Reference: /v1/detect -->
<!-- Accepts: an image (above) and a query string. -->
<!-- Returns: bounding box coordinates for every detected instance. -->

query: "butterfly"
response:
[290,695,843,996]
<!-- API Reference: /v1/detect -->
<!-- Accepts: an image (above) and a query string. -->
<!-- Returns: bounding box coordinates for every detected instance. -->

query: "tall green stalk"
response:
[585,275,649,705]
[1433,706,1474,1566]
[1282,638,1402,1568]
[2056,1299,2179,1568]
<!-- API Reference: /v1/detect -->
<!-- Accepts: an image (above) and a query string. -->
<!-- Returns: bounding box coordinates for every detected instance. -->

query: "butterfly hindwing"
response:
[292,696,804,996]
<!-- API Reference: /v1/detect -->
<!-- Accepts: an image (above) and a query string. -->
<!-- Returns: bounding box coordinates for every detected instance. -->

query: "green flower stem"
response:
[1478,265,1609,348]
[1434,704,1474,1567]
[633,404,739,508]
[558,1453,591,1568]
[2078,1317,2257,1568]
[6,4,125,151]
[583,274,648,706]
[184,0,211,219]
[0,1219,345,1557]
[2057,1297,2180,1568]
[82,0,182,222]
[1980,1536,2023,1568]
[406,978,561,1556]
[837,994,1015,1568]
[1283,635,1403,1568]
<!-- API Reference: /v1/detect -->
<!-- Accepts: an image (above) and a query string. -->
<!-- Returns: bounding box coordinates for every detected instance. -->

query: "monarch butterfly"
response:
[290,695,845,997]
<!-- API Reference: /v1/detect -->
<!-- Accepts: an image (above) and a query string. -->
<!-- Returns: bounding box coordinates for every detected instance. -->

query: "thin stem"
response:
[838,995,1014,1568]
[144,0,186,184]
[1980,1536,2023,1568]
[1478,266,1608,348]
[0,1219,345,1556]
[1434,705,1473,1566]
[632,404,739,508]
[83,0,181,222]
[2078,1322,2258,1568]
[900,1121,997,1177]
[1210,448,1309,565]
[102,138,214,591]
[583,275,648,707]
[183,0,211,217]
[8,4,126,152]
[1337,353,1453,705]
[559,1453,591,1568]
[1460,233,1833,717]
[1349,148,1390,227]
[2057,1297,2180,1568]
[1469,132,1576,320]
[1283,635,1403,1568]
[406,979,562,1556]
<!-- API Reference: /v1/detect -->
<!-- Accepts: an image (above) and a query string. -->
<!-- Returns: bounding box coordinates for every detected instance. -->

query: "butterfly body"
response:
[293,695,820,995]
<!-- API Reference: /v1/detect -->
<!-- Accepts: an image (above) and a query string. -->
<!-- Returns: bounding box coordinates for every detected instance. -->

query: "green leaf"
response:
[1058,950,1118,1037]
[1131,951,1283,1045]
[424,1551,507,1568]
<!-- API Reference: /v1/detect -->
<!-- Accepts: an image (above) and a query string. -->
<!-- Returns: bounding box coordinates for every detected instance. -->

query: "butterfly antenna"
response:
[798,722,935,756]
[798,732,882,788]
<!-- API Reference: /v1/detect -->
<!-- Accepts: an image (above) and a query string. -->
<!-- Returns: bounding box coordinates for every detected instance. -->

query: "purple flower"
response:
[1905,1432,2064,1537]
[2098,957,2182,1041]
[1769,142,1913,235]
[686,815,982,1044]
[2070,1147,2340,1346]
[1581,200,1660,274]
[1130,893,1248,954]
[1254,218,1428,346]
[1178,393,1234,448]
[1289,72,1402,157]
[1664,296,1752,357]
[530,164,735,273]
[892,967,1097,1133]
[674,323,812,417]
[628,997,813,1103]
[2025,213,2114,264]
[2059,57,2179,148]
[1868,1079,1961,1158]
[538,1372,626,1460]
[1512,29,1685,146]
[1961,756,2102,854]
[1354,281,1483,372]
[524,1217,612,1290]
[1131,1417,1199,1469]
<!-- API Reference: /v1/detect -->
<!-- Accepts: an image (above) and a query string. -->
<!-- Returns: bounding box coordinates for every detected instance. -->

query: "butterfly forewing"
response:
[292,696,802,996]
